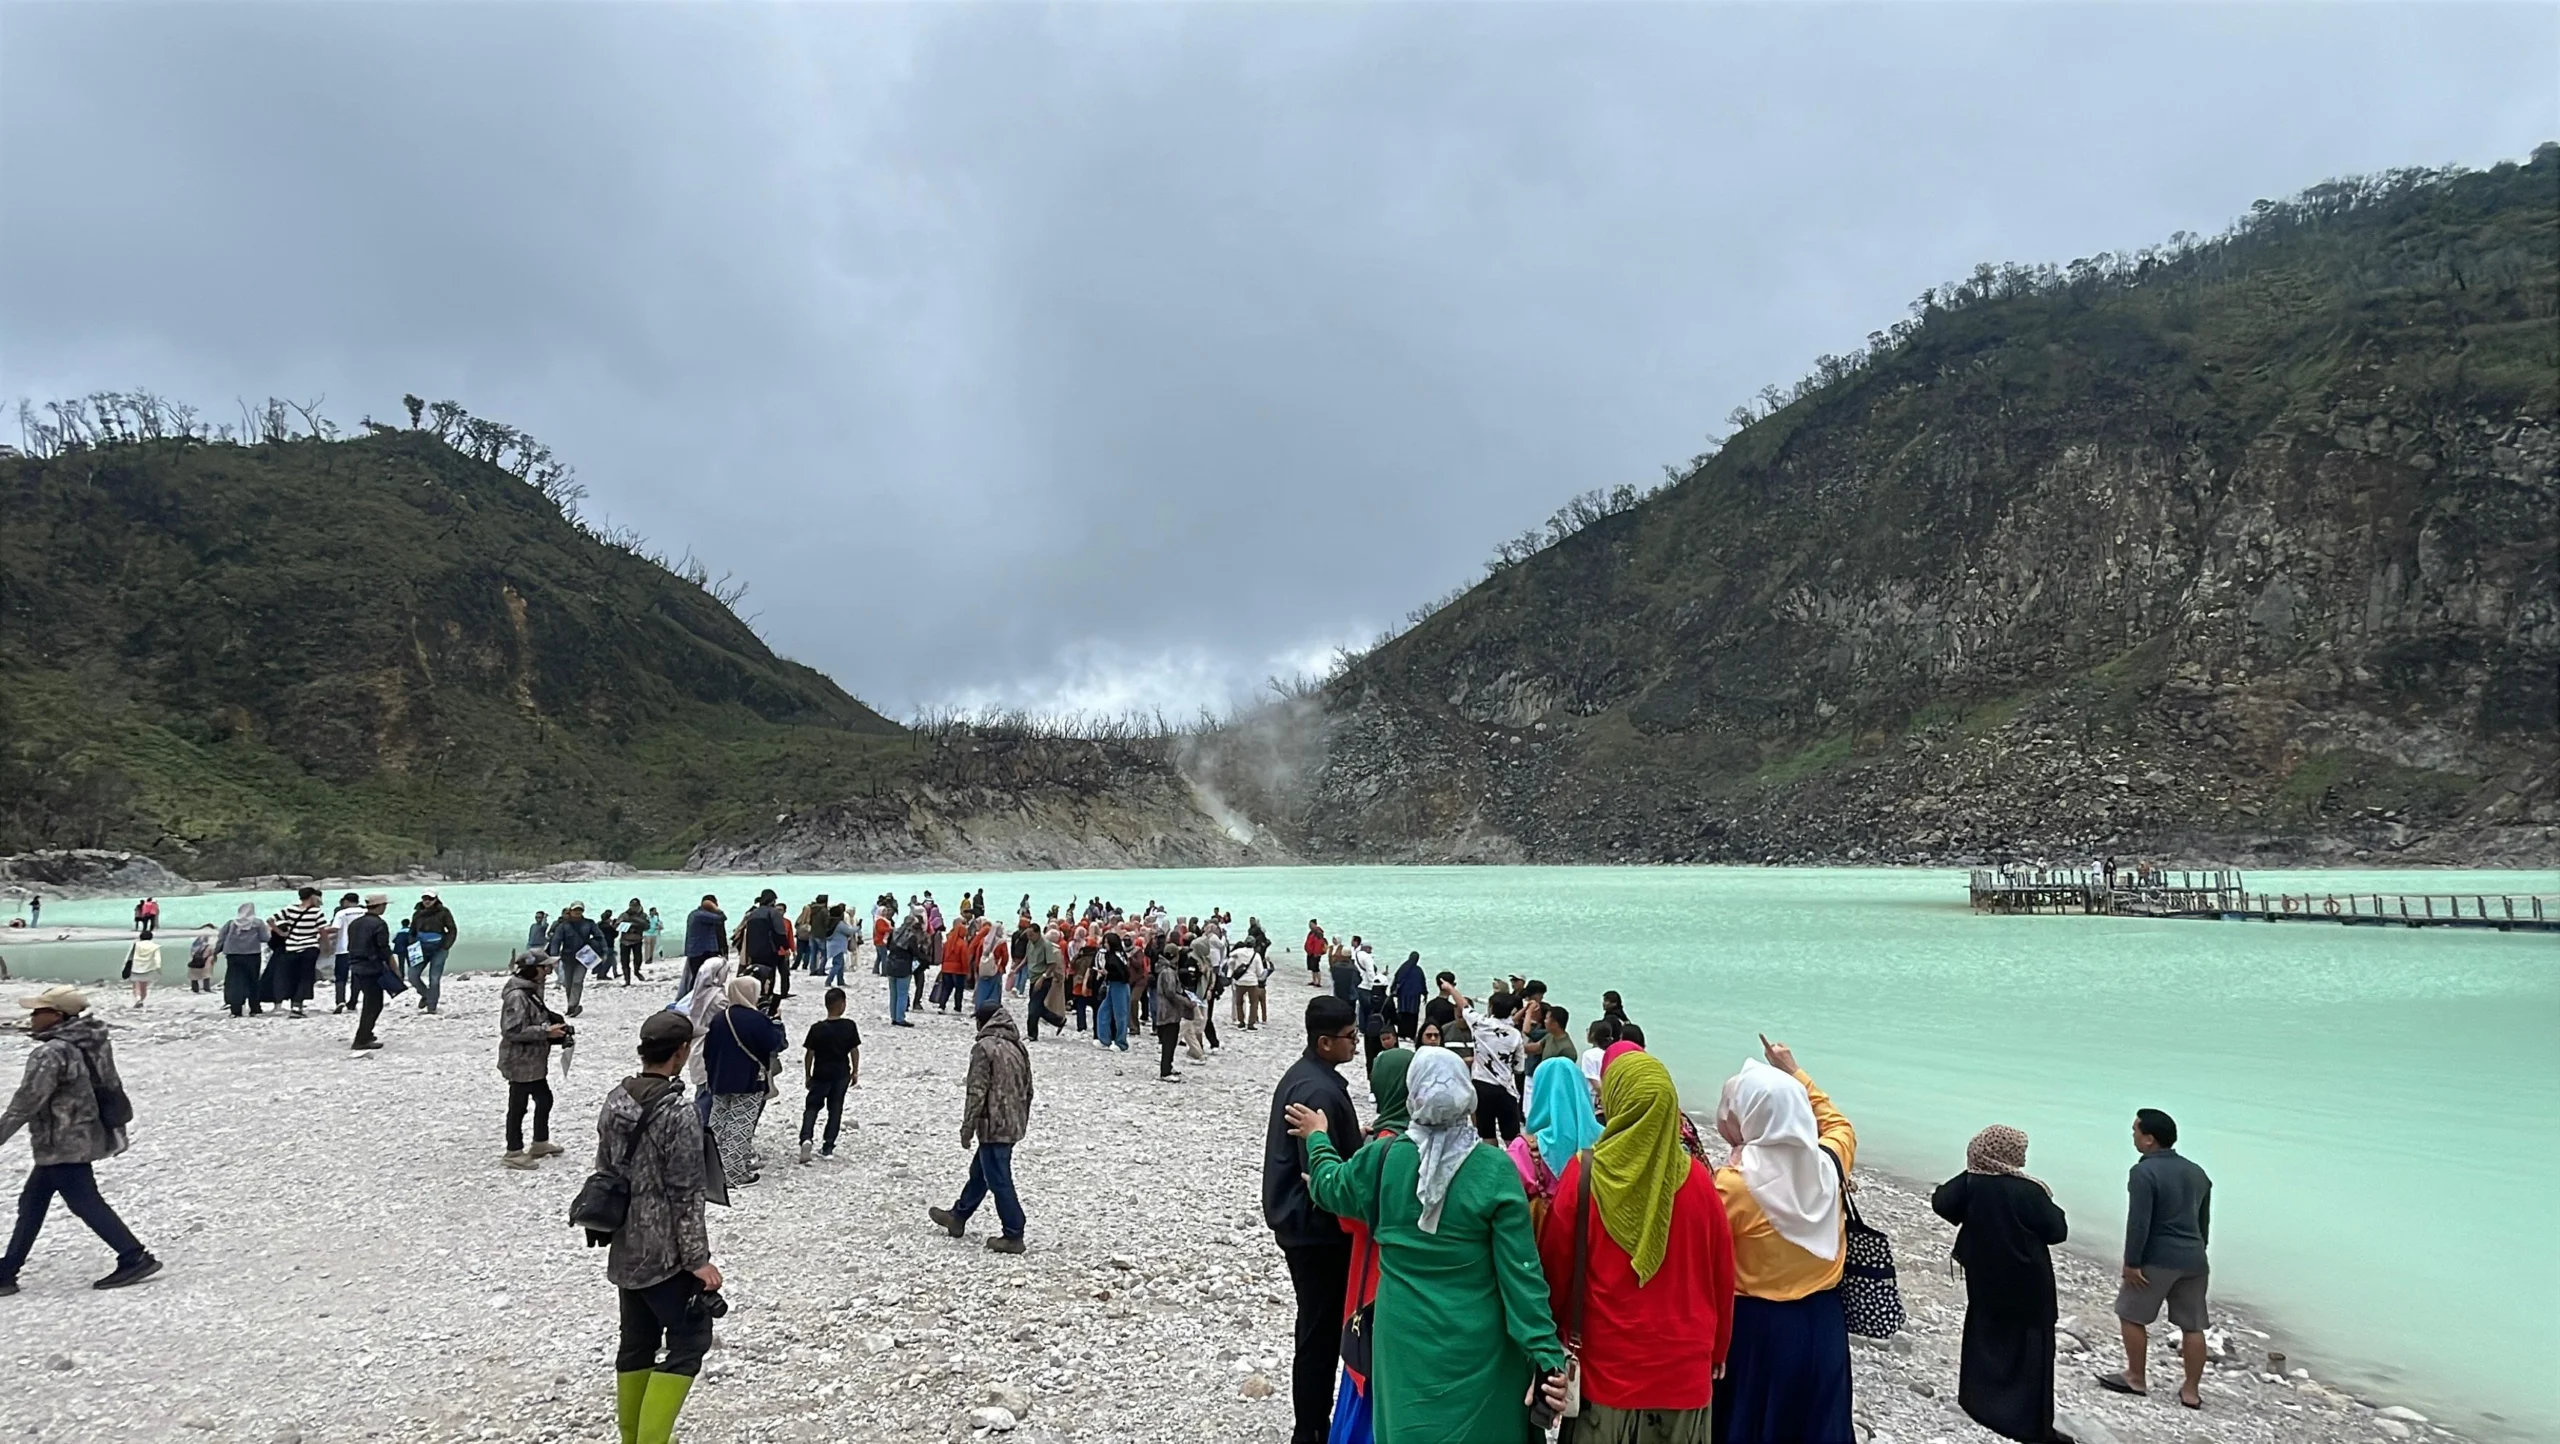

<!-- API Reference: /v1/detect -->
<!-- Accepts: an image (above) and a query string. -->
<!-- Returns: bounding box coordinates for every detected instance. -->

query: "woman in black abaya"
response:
[1931,1125,2072,1443]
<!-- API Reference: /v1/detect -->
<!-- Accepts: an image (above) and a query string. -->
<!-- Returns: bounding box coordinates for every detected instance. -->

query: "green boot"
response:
[615,1371,651,1444]
[636,1371,695,1444]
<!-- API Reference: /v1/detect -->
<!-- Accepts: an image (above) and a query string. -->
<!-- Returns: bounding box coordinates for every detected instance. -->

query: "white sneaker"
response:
[799,1141,814,1164]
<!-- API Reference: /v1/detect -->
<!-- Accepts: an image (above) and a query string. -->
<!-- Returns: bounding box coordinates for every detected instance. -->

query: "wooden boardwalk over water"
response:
[1968,869,2560,933]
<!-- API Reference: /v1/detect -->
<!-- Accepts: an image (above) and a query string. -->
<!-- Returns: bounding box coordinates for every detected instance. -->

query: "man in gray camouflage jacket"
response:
[596,1009,723,1444]
[0,986,160,1295]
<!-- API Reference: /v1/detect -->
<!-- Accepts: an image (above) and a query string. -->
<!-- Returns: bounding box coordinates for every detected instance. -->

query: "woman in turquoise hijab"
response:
[1508,1056,1603,1216]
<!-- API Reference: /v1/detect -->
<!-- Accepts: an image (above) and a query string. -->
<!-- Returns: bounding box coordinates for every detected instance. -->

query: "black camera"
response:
[689,1288,728,1320]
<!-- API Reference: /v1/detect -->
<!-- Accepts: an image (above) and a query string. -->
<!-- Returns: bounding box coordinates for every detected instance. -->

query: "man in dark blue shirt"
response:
[2100,1107,2213,1408]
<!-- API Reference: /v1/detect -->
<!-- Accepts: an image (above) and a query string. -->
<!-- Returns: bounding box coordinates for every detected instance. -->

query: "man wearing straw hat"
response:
[0,986,161,1295]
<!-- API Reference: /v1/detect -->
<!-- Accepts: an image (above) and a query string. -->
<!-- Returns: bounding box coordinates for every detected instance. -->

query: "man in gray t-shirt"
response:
[2099,1107,2213,1407]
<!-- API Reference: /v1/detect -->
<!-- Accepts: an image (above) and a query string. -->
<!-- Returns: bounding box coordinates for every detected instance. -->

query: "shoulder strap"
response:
[1825,1142,1862,1226]
[616,1085,673,1174]
[1566,1149,1596,1349]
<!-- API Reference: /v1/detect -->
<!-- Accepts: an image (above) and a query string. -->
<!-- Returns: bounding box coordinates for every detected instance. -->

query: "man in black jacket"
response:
[740,890,790,1004]
[345,893,394,1051]
[1263,995,1362,1444]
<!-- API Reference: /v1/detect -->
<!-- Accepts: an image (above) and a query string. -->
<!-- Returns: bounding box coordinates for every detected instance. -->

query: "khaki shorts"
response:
[2115,1265,2209,1332]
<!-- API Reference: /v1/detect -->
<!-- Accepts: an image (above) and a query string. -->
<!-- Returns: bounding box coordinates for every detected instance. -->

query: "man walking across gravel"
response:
[345,893,396,1052]
[2099,1107,2214,1410]
[0,986,162,1296]
[681,895,725,999]
[929,1002,1032,1254]
[1263,994,1363,1444]
[798,987,861,1163]
[409,889,460,1013]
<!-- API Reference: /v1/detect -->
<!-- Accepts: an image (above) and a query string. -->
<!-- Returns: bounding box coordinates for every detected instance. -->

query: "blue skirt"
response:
[1711,1290,1854,1444]
[1328,1367,1374,1444]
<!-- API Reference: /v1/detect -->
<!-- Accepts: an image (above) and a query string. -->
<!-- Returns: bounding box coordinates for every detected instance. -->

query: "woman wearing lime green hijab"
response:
[1535,1050,1736,1444]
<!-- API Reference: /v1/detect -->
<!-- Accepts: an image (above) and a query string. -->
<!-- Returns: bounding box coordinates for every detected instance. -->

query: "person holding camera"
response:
[595,1010,722,1444]
[498,952,571,1170]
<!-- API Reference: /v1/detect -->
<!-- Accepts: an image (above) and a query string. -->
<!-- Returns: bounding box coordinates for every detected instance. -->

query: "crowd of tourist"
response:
[0,885,2218,1444]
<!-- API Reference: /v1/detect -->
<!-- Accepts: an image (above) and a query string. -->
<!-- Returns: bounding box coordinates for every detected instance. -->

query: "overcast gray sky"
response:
[5,3,2553,718]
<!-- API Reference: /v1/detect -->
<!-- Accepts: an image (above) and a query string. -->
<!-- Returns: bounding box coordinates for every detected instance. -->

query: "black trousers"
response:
[223,953,264,1015]
[800,1078,848,1149]
[349,974,384,1046]
[1474,1080,1523,1143]
[1,1163,145,1281]
[506,1080,554,1152]
[1280,1241,1352,1444]
[1156,1023,1181,1078]
[1024,993,1065,1040]
[615,1271,712,1377]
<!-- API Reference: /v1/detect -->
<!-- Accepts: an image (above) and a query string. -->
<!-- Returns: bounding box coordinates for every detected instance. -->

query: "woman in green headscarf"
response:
[1291,1046,1567,1444]
[1535,1050,1736,1444]
[1328,1046,1415,1444]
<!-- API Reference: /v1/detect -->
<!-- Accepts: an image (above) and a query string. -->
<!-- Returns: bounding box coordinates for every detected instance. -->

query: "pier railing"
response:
[1967,870,2558,933]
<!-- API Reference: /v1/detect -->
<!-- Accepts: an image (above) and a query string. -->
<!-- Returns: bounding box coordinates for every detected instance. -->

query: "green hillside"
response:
[0,427,916,875]
[1277,147,2559,864]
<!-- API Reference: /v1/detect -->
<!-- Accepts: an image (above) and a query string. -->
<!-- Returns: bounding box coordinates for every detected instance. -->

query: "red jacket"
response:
[1537,1153,1736,1411]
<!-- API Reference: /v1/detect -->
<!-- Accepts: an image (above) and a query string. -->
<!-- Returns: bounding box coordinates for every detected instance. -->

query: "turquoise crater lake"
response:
[24,865,2556,1438]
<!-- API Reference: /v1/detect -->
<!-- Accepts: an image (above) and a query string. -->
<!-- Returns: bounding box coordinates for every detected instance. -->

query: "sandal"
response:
[2094,1373,2148,1396]
[2179,1388,2203,1410]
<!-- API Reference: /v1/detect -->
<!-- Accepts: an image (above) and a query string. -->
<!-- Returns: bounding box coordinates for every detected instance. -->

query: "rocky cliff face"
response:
[689,729,1291,873]
[1247,154,2560,868]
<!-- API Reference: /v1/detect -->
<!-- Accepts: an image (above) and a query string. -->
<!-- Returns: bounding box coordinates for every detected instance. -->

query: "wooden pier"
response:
[1968,869,2559,933]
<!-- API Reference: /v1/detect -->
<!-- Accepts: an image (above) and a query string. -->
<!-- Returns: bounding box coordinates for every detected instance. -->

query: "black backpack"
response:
[570,1085,674,1243]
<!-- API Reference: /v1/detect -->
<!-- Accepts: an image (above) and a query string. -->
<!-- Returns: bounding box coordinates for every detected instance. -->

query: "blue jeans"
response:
[951,1142,1024,1240]
[825,950,848,986]
[974,976,1001,1012]
[888,976,910,1024]
[1098,982,1131,1049]
[414,943,449,1011]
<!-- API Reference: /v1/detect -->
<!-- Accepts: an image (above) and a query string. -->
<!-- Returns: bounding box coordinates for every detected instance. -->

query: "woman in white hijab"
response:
[1288,1046,1568,1443]
[1712,1037,1858,1444]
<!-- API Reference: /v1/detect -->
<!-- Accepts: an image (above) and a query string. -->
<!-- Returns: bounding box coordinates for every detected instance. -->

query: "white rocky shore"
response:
[3,973,2460,1444]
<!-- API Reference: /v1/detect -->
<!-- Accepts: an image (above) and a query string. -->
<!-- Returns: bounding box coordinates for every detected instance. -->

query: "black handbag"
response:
[570,1086,674,1241]
[1828,1147,1905,1338]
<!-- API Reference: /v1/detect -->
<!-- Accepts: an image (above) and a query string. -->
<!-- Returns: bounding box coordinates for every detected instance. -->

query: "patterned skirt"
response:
[708,1092,766,1180]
